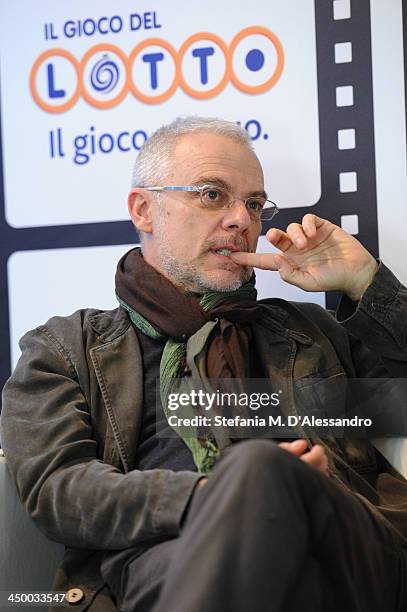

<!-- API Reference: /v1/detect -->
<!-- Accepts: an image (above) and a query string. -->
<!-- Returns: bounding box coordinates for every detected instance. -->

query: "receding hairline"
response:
[131,116,254,189]
[170,129,258,162]
[172,129,252,148]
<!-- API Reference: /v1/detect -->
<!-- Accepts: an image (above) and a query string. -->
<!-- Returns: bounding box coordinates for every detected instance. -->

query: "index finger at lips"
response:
[229,251,281,270]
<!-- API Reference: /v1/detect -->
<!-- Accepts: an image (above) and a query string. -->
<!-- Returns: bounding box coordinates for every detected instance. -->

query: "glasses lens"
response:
[200,186,231,209]
[260,200,279,221]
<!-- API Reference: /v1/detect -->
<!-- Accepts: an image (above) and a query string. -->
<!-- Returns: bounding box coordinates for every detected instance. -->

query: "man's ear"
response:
[128,188,153,234]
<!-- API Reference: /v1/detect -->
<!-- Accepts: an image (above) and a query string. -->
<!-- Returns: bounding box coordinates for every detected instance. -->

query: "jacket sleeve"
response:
[336,261,407,376]
[0,325,202,551]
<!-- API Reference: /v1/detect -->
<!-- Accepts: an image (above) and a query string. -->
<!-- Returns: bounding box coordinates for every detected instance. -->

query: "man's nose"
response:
[221,200,252,231]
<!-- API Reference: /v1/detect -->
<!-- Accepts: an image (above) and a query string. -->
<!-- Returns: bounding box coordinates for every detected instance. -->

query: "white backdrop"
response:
[1,0,407,472]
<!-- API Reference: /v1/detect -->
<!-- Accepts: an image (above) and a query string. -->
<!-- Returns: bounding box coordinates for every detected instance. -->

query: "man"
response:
[1,116,407,612]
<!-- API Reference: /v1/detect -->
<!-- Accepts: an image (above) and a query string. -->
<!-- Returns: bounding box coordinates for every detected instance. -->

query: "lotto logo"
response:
[30,26,284,112]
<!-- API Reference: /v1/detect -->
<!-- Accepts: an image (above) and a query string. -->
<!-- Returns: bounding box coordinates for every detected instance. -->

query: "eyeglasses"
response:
[140,184,279,222]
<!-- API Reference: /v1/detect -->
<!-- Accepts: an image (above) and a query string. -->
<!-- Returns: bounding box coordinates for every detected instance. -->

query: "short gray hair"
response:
[131,116,253,188]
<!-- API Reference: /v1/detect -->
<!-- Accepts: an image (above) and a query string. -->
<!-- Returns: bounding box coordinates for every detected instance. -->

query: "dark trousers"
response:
[103,440,407,612]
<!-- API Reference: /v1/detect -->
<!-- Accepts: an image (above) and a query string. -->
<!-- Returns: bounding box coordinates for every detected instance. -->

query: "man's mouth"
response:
[210,244,243,258]
[213,248,233,257]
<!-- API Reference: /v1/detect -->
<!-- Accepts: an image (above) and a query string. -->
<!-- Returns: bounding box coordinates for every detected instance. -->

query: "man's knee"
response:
[215,439,303,485]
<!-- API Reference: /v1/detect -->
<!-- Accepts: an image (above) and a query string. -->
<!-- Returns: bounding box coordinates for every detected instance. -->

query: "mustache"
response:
[205,237,250,252]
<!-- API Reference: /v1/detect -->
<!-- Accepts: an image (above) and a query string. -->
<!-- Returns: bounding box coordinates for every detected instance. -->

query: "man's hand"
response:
[195,477,208,491]
[194,441,329,487]
[230,214,378,301]
[278,439,329,476]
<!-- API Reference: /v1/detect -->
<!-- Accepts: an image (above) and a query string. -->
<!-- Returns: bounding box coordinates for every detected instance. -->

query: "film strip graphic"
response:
[0,0,381,392]
[266,0,379,290]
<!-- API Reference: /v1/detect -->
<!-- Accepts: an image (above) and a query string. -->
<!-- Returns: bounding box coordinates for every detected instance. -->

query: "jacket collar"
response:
[258,298,290,326]
[88,306,131,343]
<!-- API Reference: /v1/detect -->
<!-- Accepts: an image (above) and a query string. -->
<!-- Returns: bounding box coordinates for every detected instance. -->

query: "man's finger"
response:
[286,223,308,249]
[278,439,308,456]
[265,228,293,252]
[302,214,329,237]
[230,252,310,290]
[229,251,282,270]
[300,445,329,475]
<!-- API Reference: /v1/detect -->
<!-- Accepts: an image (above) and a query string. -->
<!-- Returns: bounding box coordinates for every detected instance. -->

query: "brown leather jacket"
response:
[1,262,407,610]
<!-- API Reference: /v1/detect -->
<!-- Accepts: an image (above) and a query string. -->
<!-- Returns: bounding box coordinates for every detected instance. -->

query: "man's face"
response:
[145,132,264,293]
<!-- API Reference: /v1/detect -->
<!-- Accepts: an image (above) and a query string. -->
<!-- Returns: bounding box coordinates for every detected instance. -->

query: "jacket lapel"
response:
[90,323,143,473]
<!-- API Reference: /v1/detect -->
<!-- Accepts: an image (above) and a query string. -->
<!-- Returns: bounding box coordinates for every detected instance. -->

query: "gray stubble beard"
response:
[154,217,252,294]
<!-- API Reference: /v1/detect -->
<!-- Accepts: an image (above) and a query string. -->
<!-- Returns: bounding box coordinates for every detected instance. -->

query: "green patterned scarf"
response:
[115,248,265,473]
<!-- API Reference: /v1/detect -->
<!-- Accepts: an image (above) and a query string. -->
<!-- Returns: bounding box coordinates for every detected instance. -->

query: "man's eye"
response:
[207,189,220,201]
[201,187,225,205]
[247,198,265,211]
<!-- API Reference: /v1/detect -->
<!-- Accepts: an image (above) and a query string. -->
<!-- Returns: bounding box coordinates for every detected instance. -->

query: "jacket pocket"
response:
[294,370,349,421]
[294,371,378,475]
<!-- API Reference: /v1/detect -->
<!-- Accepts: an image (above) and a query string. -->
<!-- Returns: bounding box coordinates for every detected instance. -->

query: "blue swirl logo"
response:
[90,54,120,94]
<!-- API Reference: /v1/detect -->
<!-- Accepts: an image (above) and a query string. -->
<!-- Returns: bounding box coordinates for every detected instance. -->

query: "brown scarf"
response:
[115,247,266,380]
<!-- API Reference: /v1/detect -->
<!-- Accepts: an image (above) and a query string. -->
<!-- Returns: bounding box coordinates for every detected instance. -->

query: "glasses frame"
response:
[138,184,280,222]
